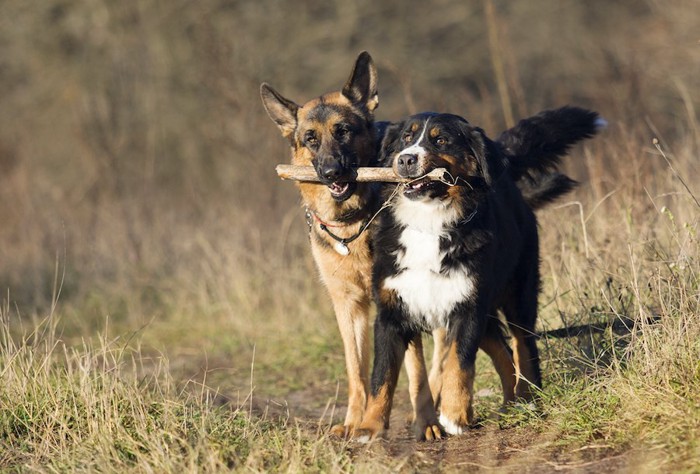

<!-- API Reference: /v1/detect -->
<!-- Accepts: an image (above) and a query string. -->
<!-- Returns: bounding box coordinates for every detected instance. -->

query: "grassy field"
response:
[1,1,699,471]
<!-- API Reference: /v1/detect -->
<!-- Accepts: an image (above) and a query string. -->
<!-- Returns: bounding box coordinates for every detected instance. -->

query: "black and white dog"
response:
[355,107,603,440]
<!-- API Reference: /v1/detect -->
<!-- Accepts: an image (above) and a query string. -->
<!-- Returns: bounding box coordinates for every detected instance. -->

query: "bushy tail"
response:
[497,106,604,209]
[498,106,604,179]
[518,172,578,210]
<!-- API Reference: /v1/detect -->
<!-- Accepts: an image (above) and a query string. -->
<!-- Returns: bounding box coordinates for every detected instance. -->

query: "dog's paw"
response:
[417,422,443,441]
[350,422,384,443]
[412,409,444,441]
[329,424,352,439]
[351,429,375,444]
[438,413,468,436]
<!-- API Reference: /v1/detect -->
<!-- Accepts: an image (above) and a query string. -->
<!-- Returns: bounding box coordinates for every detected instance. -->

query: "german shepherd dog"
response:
[261,52,442,437]
[356,108,602,441]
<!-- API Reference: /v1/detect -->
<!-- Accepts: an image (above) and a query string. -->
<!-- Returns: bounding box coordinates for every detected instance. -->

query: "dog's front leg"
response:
[438,312,482,435]
[428,328,448,408]
[430,323,516,412]
[353,313,408,442]
[328,294,371,437]
[312,240,372,437]
[404,334,443,441]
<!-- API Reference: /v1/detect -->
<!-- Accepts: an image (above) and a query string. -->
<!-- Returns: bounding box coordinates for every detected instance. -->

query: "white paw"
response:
[439,413,465,435]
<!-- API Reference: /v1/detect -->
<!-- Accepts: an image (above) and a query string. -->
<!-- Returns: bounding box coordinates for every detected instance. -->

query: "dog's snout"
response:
[395,153,420,177]
[320,162,343,181]
[397,154,417,169]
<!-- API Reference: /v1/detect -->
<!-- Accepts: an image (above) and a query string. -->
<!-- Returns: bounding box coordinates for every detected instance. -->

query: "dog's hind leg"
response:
[479,319,517,405]
[509,323,542,400]
[505,255,543,400]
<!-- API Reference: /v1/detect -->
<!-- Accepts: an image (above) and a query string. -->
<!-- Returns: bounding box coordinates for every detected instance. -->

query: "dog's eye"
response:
[304,131,319,146]
[435,137,447,146]
[402,132,413,143]
[335,126,350,139]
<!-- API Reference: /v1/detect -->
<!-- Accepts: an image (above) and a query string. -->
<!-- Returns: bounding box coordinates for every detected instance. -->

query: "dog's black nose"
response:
[320,162,343,181]
[397,154,418,169]
[396,154,419,177]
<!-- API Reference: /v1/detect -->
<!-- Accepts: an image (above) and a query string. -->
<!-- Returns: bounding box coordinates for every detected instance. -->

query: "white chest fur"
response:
[383,197,475,330]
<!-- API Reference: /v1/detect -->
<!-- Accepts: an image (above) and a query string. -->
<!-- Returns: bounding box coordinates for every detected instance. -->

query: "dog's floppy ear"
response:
[455,120,498,186]
[378,121,404,166]
[260,83,299,140]
[342,51,379,113]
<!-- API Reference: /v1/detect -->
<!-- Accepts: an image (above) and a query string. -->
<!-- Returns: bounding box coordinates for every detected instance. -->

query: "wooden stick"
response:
[275,164,449,183]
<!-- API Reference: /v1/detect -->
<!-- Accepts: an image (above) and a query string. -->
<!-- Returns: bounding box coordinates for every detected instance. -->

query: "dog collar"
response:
[305,208,371,256]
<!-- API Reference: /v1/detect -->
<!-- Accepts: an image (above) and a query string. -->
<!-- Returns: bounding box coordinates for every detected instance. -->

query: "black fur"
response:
[370,112,542,402]
[516,172,578,209]
[379,106,602,211]
[366,106,603,426]
[498,106,602,179]
[496,106,603,208]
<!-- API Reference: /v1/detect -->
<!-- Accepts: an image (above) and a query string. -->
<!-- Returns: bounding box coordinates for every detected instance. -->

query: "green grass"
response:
[1,1,699,471]
[0,307,359,472]
[2,229,698,471]
[2,151,698,470]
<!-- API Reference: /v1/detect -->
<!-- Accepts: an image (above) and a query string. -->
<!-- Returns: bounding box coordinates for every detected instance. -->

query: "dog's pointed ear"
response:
[342,51,379,113]
[260,83,299,140]
[379,121,404,166]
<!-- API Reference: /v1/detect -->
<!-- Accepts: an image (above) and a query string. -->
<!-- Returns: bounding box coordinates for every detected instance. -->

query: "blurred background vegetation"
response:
[0,1,698,469]
[0,0,697,384]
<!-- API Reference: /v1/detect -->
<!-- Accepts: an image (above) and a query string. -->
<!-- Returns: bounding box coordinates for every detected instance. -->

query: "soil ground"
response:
[248,385,644,473]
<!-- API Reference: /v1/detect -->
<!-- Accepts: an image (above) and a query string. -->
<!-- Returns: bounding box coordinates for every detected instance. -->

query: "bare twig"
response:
[275,165,449,183]
[484,0,514,128]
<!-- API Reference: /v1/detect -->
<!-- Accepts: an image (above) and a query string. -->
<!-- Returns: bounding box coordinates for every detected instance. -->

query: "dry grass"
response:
[1,0,698,471]
[0,300,360,472]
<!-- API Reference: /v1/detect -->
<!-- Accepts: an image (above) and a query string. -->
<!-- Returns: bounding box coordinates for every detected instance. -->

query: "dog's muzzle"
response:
[394,153,422,178]
[314,160,357,202]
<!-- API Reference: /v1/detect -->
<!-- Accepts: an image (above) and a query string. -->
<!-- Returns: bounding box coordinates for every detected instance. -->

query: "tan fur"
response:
[357,334,442,441]
[310,220,373,434]
[479,334,517,404]
[510,326,538,400]
[377,287,398,308]
[429,326,517,411]
[261,53,437,437]
[428,328,447,407]
[439,341,475,429]
[354,383,391,439]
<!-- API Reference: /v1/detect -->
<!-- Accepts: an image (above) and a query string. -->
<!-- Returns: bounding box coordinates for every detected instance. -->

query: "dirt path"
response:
[252,387,637,473]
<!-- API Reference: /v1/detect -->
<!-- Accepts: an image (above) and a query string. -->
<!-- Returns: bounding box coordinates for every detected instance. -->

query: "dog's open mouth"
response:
[403,177,440,199]
[328,181,357,202]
